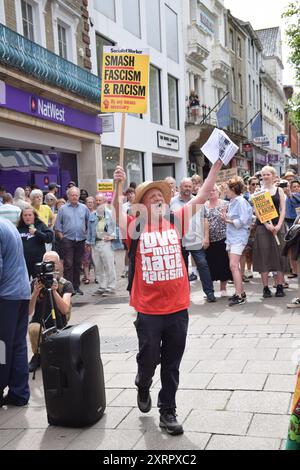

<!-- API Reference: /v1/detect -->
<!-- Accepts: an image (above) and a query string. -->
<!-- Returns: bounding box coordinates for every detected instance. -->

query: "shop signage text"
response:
[253,136,270,147]
[157,132,179,151]
[101,47,149,114]
[31,97,65,123]
[0,81,101,135]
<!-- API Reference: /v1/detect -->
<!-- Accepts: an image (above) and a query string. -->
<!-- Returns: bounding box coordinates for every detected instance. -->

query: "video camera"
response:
[35,261,55,289]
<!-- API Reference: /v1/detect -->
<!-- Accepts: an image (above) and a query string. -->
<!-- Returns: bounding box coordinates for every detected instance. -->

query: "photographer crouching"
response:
[28,251,74,372]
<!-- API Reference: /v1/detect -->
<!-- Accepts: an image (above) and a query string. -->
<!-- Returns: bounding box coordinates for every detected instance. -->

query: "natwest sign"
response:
[31,96,66,123]
[0,81,101,134]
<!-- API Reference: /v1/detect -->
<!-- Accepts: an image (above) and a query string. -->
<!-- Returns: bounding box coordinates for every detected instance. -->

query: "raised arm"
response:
[112,166,128,238]
[184,160,223,219]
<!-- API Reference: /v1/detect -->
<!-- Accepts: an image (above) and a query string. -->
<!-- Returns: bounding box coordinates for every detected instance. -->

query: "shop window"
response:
[102,146,143,184]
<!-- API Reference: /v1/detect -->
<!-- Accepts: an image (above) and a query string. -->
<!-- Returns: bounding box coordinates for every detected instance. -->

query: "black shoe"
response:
[2,394,28,407]
[207,294,217,303]
[229,292,246,301]
[159,410,184,435]
[228,295,246,307]
[74,288,84,296]
[263,287,272,298]
[137,389,152,413]
[188,273,198,282]
[28,353,41,373]
[275,284,285,298]
[0,393,4,407]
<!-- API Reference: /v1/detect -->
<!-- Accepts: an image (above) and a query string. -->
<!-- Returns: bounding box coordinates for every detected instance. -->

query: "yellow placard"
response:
[101,47,149,114]
[216,168,238,184]
[97,181,114,192]
[251,190,278,223]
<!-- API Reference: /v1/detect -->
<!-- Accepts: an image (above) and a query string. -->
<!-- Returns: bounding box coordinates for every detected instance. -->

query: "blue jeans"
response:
[0,299,30,403]
[182,248,214,296]
[134,310,188,412]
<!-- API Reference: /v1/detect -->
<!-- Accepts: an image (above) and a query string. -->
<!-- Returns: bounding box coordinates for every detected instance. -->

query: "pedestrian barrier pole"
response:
[286,367,300,450]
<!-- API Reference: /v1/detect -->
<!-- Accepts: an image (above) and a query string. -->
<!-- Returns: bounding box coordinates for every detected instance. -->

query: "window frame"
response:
[165,4,179,63]
[94,0,116,21]
[149,64,162,125]
[16,0,46,46]
[123,0,141,38]
[146,0,161,51]
[52,1,80,64]
[168,74,179,131]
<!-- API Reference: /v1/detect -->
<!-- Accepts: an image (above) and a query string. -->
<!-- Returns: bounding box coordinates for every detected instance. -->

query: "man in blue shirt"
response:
[0,218,31,406]
[54,186,90,295]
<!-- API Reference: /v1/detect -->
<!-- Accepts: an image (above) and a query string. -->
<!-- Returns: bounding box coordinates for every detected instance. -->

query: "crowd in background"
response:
[1,165,300,308]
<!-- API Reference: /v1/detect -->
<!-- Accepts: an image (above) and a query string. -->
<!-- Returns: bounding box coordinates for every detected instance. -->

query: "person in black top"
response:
[17,206,53,279]
[28,251,74,372]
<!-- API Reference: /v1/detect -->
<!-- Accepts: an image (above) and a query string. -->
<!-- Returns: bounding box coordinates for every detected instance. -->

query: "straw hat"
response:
[283,171,296,179]
[134,181,172,205]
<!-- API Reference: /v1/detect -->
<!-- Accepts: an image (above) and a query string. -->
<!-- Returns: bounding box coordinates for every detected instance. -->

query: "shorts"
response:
[226,243,246,256]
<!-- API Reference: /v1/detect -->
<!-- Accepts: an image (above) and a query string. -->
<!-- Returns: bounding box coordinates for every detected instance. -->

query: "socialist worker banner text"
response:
[101,48,149,114]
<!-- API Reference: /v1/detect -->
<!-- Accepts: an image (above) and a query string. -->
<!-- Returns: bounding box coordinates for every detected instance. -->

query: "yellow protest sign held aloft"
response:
[251,190,278,224]
[101,47,149,114]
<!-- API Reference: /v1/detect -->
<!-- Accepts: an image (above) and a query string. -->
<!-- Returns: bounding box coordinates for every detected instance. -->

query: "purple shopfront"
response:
[0,82,101,195]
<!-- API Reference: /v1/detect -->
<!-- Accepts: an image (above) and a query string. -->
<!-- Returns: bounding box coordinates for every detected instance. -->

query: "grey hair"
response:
[67,186,80,197]
[45,193,57,203]
[30,189,43,200]
[14,187,25,200]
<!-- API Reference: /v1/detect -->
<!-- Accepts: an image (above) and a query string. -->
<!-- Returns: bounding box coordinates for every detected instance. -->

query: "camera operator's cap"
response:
[67,181,76,188]
[134,181,172,205]
[48,182,60,190]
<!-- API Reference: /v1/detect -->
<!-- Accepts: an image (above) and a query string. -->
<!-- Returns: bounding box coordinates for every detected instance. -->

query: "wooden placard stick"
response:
[117,112,126,197]
[268,220,280,246]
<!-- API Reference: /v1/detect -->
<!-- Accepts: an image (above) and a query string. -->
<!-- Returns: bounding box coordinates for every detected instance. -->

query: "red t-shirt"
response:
[126,209,190,315]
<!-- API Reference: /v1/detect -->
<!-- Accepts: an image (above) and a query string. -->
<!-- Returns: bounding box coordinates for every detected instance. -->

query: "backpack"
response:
[127,212,179,293]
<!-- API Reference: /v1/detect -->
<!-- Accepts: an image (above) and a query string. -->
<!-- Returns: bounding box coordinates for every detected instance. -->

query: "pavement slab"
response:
[2,266,298,450]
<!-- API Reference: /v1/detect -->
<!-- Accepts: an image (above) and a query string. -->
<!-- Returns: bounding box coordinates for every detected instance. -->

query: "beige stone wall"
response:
[44,0,54,52]
[4,0,17,31]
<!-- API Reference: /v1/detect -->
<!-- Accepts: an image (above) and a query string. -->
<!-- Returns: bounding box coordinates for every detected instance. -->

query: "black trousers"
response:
[0,299,30,403]
[134,310,188,413]
[62,239,85,290]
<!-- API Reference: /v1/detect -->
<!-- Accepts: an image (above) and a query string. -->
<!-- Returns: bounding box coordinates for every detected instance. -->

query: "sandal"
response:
[84,279,90,285]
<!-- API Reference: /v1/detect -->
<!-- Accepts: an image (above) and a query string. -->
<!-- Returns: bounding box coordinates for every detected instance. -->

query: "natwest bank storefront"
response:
[0,80,102,196]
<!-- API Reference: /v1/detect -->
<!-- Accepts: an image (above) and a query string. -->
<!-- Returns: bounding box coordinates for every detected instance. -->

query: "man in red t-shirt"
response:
[113,160,222,435]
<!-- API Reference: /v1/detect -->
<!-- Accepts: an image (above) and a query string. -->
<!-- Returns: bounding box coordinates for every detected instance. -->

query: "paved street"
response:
[0,251,299,450]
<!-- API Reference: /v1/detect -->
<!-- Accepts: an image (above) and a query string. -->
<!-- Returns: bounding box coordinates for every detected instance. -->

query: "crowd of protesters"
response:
[1,166,300,308]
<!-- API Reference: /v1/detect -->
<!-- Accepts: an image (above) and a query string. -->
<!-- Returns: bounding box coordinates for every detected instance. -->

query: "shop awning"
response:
[0,150,53,172]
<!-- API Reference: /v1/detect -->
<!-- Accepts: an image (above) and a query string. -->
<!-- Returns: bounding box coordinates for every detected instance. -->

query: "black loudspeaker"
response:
[41,323,106,427]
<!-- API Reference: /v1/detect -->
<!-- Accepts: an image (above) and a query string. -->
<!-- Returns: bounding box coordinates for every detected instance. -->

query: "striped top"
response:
[0,203,21,226]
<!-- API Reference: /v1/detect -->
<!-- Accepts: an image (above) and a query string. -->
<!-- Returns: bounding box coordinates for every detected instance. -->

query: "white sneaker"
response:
[220,290,228,297]
[245,270,253,279]
[287,298,300,309]
[102,289,116,297]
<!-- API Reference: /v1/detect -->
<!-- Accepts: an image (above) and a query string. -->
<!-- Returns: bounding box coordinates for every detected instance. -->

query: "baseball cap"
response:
[48,182,60,190]
[67,181,76,188]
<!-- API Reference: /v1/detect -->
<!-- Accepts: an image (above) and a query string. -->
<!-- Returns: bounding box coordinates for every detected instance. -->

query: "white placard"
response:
[201,128,239,166]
